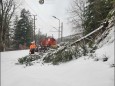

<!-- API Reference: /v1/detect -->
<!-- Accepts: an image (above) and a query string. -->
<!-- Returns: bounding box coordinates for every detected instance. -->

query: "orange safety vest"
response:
[29,44,36,49]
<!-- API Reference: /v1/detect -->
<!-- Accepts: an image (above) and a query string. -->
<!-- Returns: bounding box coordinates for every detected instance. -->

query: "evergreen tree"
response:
[14,9,33,49]
[83,0,114,35]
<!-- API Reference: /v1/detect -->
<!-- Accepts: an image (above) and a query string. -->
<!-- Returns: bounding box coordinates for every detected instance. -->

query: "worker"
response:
[29,41,36,54]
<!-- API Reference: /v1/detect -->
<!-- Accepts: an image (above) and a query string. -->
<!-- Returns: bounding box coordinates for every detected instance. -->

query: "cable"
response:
[23,0,59,33]
[37,15,53,28]
[24,0,38,15]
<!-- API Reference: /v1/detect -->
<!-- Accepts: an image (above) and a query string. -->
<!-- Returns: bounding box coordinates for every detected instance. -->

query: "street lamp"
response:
[52,16,60,42]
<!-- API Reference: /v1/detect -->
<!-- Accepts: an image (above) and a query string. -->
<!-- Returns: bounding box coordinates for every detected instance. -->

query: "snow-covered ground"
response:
[1,26,114,86]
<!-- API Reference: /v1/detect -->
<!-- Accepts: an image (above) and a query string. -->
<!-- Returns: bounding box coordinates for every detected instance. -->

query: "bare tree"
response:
[68,0,86,33]
[0,0,18,51]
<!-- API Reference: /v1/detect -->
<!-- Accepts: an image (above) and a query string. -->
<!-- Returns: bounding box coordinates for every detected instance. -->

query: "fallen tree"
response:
[43,16,115,64]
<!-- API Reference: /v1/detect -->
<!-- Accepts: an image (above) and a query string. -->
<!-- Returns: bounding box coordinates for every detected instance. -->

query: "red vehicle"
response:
[40,37,57,48]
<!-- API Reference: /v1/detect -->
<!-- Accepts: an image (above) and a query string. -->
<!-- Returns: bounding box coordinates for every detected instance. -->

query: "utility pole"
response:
[33,15,37,42]
[61,22,63,41]
[59,19,60,40]
[29,15,37,42]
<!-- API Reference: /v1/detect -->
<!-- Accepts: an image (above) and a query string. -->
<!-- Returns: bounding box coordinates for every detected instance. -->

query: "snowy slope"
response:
[1,26,114,86]
[95,26,115,65]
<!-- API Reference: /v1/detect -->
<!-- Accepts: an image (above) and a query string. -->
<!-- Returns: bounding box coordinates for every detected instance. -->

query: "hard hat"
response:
[31,41,35,44]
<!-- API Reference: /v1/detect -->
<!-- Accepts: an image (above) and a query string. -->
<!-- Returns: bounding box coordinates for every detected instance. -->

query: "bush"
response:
[18,55,41,64]
[18,56,28,64]
[52,49,73,65]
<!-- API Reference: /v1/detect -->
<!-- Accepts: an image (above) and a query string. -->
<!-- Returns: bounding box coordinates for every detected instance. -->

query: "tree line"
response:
[0,0,46,52]
[0,0,17,51]
[69,0,115,36]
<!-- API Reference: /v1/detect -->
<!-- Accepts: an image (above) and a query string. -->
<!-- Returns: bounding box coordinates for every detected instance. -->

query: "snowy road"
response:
[1,50,114,86]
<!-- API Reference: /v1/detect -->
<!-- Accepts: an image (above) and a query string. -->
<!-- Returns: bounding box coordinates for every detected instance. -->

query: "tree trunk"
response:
[0,41,4,52]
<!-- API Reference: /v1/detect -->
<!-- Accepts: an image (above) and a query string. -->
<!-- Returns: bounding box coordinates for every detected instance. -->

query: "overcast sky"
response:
[17,0,73,38]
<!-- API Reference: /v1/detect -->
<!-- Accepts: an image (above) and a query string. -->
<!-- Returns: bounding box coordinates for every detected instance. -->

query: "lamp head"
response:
[39,0,44,4]
[52,16,57,19]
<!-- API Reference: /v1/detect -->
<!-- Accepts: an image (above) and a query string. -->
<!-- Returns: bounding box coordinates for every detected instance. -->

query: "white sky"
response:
[16,0,73,39]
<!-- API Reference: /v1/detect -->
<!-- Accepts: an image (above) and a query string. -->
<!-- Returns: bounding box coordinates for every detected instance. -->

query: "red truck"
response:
[40,37,57,48]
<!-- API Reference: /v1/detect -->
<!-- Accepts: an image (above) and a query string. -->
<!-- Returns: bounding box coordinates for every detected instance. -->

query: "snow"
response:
[95,42,114,64]
[1,54,114,86]
[1,27,114,86]
[95,26,115,65]
[1,55,114,86]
